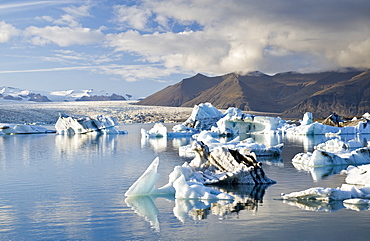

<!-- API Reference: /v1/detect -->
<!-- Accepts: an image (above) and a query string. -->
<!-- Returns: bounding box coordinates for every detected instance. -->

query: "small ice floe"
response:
[55,113,126,135]
[281,184,370,211]
[0,123,55,134]
[141,123,167,138]
[292,138,370,167]
[179,131,283,159]
[285,112,370,135]
[345,164,370,185]
[281,163,370,211]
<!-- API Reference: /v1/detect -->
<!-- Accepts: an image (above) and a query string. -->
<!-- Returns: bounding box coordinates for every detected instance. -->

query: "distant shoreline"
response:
[0,100,314,125]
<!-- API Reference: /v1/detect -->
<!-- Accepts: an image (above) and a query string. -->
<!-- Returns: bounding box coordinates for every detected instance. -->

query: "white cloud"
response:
[107,0,370,74]
[113,4,152,30]
[0,21,21,43]
[24,26,104,47]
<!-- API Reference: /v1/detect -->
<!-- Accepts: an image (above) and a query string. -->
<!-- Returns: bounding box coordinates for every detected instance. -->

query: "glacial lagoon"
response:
[0,123,369,240]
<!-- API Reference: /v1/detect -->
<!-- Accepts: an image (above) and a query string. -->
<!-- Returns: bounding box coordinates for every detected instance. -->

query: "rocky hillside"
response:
[138,69,369,118]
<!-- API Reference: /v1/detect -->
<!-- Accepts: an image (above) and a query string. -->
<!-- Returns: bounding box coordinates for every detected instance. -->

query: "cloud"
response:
[106,0,370,74]
[24,26,104,46]
[113,4,152,30]
[0,64,181,82]
[0,21,21,43]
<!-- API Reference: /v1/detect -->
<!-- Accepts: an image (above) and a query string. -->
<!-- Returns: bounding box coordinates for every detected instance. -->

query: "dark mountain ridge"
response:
[137,69,369,118]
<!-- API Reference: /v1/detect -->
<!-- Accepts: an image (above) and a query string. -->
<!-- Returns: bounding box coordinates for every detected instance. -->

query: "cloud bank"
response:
[107,0,370,74]
[1,0,370,84]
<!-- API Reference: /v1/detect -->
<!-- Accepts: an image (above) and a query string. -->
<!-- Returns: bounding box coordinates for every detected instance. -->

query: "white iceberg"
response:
[212,107,287,135]
[141,123,167,138]
[0,123,55,134]
[285,112,370,135]
[281,164,370,211]
[292,138,370,167]
[187,141,276,185]
[182,103,223,131]
[55,113,124,134]
[125,157,234,200]
[179,131,283,159]
[345,164,370,185]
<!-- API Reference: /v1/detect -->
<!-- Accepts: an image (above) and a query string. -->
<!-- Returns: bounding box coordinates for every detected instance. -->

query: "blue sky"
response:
[0,0,369,98]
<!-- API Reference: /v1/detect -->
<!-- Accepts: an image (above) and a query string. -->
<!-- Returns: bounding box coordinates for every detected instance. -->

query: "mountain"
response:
[283,69,370,117]
[137,69,369,118]
[0,87,129,102]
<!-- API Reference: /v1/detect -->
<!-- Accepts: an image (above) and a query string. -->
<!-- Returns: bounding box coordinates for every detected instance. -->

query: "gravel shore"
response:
[0,101,193,124]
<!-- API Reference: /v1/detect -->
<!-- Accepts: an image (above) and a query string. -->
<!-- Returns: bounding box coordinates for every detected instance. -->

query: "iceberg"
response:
[213,108,287,135]
[281,164,370,211]
[125,157,234,200]
[182,103,223,131]
[0,123,55,134]
[179,131,283,159]
[285,112,370,135]
[345,164,370,185]
[292,138,370,167]
[55,113,125,134]
[141,122,167,138]
[187,141,276,185]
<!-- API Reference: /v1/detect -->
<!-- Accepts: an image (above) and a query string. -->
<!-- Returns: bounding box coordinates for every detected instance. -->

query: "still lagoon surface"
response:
[0,123,369,240]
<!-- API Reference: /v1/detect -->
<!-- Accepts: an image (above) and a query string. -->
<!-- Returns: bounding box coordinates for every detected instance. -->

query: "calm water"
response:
[0,123,369,240]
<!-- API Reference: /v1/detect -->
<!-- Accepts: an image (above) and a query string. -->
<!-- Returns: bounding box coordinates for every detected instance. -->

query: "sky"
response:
[0,0,369,98]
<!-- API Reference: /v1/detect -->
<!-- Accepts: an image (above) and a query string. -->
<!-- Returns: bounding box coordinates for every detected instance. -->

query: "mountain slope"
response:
[284,69,370,117]
[137,69,369,118]
[137,73,224,106]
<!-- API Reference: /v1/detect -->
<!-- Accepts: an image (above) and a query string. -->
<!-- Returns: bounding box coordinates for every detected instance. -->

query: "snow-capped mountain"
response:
[0,86,130,102]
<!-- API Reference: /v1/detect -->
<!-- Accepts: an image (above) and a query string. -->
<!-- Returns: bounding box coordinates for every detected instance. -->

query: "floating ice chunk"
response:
[0,123,55,134]
[285,112,370,135]
[179,132,283,159]
[281,187,352,201]
[141,123,167,138]
[182,103,223,131]
[125,157,160,196]
[301,112,313,126]
[55,113,122,134]
[173,174,233,200]
[292,138,370,167]
[170,124,197,137]
[125,157,234,200]
[188,141,276,185]
[315,138,363,152]
[345,165,370,185]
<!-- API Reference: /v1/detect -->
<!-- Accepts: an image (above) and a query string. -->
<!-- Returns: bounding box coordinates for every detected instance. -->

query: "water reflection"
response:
[125,196,161,232]
[283,199,370,212]
[125,184,271,231]
[55,133,118,156]
[292,163,350,181]
[0,199,15,232]
[283,199,345,212]
[141,135,167,153]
